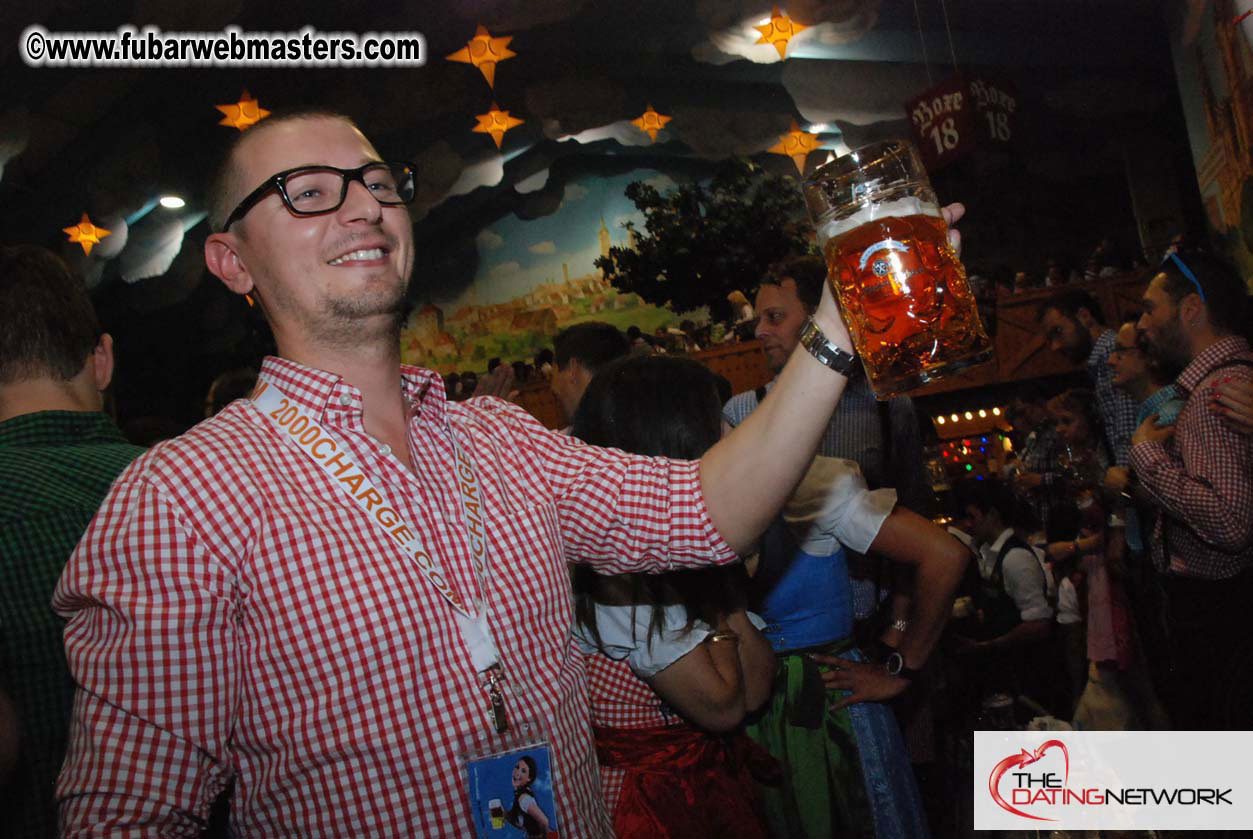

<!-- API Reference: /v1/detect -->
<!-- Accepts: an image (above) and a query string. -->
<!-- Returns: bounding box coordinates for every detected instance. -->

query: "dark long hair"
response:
[570,355,747,652]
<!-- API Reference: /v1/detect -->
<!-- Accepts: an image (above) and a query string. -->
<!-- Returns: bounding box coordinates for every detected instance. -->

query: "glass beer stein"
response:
[803,140,992,398]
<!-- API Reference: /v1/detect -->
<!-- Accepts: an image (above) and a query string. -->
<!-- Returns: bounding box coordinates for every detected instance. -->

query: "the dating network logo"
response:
[988,739,1071,821]
[976,732,1246,831]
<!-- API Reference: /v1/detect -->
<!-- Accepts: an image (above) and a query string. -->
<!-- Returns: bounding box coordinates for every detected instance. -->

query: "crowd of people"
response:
[2,108,1252,839]
[940,274,1253,738]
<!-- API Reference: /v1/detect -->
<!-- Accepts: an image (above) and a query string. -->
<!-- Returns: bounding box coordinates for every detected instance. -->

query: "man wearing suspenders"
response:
[1133,250,1253,730]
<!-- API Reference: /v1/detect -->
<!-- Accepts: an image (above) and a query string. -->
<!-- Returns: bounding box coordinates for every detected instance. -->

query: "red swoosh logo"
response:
[988,740,1069,821]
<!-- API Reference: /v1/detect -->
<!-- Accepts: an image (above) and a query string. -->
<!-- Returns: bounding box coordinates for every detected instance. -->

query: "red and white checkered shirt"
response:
[53,357,735,838]
[1130,336,1253,580]
[582,649,680,731]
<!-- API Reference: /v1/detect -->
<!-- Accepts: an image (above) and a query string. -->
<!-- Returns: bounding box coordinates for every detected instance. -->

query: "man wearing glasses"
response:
[1132,251,1253,730]
[1101,315,1184,708]
[52,111,916,837]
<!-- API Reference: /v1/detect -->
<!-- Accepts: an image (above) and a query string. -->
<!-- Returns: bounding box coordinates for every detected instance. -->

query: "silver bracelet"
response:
[798,318,858,375]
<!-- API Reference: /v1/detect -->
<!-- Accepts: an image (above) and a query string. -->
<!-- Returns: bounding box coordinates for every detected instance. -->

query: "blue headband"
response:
[1167,252,1207,304]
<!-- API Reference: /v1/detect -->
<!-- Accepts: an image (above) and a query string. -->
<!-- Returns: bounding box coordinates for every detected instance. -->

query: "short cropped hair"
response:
[1039,288,1104,326]
[552,322,630,373]
[762,254,825,314]
[206,109,362,233]
[1159,250,1249,336]
[955,477,1033,530]
[0,245,100,384]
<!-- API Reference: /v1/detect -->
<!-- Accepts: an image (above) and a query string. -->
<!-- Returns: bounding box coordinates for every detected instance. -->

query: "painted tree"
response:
[594,158,815,312]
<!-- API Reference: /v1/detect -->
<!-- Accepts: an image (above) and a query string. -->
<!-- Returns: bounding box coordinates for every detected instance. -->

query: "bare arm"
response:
[647,611,777,732]
[524,800,549,830]
[868,506,970,670]
[698,282,852,554]
[725,610,778,713]
[816,515,969,707]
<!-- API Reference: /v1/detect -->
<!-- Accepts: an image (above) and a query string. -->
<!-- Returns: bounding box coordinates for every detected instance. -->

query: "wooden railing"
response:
[910,270,1152,396]
[509,271,1153,427]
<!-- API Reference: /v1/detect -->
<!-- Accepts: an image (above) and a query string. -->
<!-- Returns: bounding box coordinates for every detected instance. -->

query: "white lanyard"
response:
[251,380,507,719]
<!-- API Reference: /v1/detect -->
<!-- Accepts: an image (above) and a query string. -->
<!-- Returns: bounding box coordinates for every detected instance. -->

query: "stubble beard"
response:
[1145,316,1189,374]
[316,278,407,348]
[263,269,407,351]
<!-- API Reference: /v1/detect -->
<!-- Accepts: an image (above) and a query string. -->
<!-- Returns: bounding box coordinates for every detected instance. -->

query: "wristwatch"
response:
[884,650,922,681]
[798,318,859,376]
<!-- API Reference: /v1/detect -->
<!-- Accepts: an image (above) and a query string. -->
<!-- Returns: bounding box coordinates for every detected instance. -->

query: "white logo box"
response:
[974,731,1253,831]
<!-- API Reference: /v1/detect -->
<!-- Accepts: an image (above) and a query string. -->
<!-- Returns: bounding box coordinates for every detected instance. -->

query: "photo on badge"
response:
[465,743,559,838]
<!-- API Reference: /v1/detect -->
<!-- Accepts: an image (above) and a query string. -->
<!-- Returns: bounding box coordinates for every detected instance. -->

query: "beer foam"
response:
[815,196,941,245]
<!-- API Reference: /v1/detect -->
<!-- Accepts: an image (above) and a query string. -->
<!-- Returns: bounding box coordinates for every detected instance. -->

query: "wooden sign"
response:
[906,76,978,172]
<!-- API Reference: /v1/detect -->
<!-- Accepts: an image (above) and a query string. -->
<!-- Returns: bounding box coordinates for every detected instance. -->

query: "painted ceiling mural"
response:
[0,0,1188,419]
[402,171,680,373]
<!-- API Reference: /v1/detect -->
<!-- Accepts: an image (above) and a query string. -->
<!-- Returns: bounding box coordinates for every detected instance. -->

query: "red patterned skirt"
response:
[593,722,778,839]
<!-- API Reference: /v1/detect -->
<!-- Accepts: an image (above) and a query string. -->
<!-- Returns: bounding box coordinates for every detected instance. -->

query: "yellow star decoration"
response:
[216,90,270,132]
[631,104,672,142]
[473,102,524,149]
[754,7,808,59]
[768,120,821,174]
[447,25,516,88]
[63,213,111,255]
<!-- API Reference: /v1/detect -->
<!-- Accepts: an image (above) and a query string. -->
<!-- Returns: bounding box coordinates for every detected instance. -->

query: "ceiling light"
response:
[992,407,1001,416]
[978,409,987,418]
[950,414,959,423]
[159,196,185,209]
[964,411,973,420]
[936,416,945,424]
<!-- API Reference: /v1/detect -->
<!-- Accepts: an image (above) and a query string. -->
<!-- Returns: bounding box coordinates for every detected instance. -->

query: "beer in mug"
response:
[803,140,991,397]
[489,798,505,829]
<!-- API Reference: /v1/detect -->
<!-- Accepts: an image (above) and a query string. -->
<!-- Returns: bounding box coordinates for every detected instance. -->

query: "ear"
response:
[92,333,115,392]
[205,233,255,296]
[1075,307,1096,329]
[1178,292,1205,328]
[570,359,594,389]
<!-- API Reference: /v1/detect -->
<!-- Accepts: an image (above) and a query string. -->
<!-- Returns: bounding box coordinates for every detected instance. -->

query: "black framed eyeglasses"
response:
[1108,343,1141,359]
[221,161,417,232]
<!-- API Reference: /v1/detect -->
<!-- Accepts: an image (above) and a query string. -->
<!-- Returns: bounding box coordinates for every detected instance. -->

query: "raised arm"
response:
[700,205,964,553]
[697,279,852,554]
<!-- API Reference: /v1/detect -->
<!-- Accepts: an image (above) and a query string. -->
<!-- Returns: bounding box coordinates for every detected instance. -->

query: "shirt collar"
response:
[1175,336,1252,394]
[0,410,128,447]
[1086,329,1116,370]
[984,527,1015,556]
[257,356,448,427]
[1138,384,1180,423]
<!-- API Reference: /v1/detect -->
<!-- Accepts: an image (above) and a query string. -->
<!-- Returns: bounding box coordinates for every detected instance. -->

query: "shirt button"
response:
[338,393,352,407]
[380,443,392,456]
